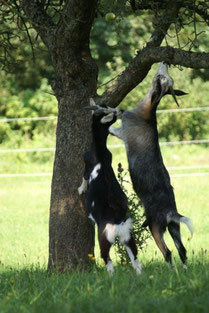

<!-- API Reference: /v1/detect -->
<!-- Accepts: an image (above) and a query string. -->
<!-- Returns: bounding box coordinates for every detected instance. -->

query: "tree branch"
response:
[147,1,182,48]
[133,0,170,11]
[191,5,209,26]
[56,0,97,49]
[147,46,209,69]
[97,1,183,108]
[19,0,55,47]
[97,46,209,108]
[134,1,209,26]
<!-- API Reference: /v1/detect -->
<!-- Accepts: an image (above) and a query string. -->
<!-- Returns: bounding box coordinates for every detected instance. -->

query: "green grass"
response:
[0,177,50,267]
[0,261,209,313]
[0,145,209,312]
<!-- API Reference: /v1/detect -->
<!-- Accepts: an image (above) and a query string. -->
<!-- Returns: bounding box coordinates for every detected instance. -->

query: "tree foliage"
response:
[0,0,209,271]
[1,1,209,78]
[1,1,209,143]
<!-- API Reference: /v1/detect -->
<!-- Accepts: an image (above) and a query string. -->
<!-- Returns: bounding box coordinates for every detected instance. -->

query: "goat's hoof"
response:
[182,264,188,270]
[106,261,114,275]
[78,178,88,195]
[78,185,87,195]
[134,261,143,275]
[78,186,83,195]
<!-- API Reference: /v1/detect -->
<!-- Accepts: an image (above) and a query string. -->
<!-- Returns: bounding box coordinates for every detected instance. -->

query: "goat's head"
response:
[151,62,187,107]
[86,99,122,127]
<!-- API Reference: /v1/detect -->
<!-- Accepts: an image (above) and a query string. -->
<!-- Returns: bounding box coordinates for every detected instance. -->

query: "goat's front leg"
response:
[109,126,123,140]
[78,152,92,195]
[78,177,88,195]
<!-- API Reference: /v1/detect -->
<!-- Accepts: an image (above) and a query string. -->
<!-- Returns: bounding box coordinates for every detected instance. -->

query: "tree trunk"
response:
[48,50,98,271]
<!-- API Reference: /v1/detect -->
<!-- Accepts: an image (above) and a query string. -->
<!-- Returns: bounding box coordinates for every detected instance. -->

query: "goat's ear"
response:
[164,89,188,106]
[100,113,114,124]
[174,89,188,96]
[167,89,188,96]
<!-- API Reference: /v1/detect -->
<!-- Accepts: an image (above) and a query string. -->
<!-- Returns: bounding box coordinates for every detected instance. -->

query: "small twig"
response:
[12,0,35,63]
[165,34,169,46]
[42,91,56,97]
[175,22,181,49]
[193,0,197,39]
[97,71,122,89]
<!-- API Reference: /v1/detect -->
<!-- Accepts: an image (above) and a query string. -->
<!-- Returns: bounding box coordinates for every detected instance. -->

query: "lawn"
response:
[0,144,208,312]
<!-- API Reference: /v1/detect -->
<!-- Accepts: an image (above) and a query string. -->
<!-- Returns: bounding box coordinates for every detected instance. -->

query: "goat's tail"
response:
[167,212,193,238]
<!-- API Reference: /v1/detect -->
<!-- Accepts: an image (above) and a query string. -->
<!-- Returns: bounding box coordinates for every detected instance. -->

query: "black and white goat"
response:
[95,63,193,268]
[78,103,142,275]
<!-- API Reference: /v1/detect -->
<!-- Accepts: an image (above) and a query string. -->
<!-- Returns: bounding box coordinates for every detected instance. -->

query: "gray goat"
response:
[92,62,193,268]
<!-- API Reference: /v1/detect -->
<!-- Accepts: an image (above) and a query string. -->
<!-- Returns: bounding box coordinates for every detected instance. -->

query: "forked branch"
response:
[97,46,209,108]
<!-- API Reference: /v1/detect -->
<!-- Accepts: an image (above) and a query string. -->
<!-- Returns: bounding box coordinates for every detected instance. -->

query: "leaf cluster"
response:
[0,78,57,143]
[113,163,150,265]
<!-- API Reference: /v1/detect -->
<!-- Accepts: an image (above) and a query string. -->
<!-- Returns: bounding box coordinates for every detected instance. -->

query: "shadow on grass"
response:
[0,257,208,313]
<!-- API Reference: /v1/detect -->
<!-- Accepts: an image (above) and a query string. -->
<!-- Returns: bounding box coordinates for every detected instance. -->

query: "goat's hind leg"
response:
[98,225,114,275]
[168,222,187,269]
[150,222,172,266]
[123,234,142,275]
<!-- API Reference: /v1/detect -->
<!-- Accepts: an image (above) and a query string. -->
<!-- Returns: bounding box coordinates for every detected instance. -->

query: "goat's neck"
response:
[92,127,109,156]
[133,87,158,122]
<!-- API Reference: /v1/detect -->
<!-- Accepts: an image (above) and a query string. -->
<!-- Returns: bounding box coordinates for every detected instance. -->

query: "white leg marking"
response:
[117,218,132,244]
[89,163,101,183]
[126,246,142,275]
[106,260,114,275]
[104,224,116,244]
[78,177,88,195]
[104,218,132,244]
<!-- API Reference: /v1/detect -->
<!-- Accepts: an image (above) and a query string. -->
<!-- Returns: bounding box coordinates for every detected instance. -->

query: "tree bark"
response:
[48,89,97,271]
[47,3,98,271]
[20,0,98,271]
[48,55,98,270]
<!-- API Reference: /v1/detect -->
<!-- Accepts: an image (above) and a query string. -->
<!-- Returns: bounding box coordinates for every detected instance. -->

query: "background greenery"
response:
[0,6,209,313]
[0,13,209,144]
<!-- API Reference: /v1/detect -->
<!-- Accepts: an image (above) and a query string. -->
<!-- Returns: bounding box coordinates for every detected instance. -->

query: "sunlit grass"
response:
[0,258,208,313]
[0,145,208,267]
[0,145,208,312]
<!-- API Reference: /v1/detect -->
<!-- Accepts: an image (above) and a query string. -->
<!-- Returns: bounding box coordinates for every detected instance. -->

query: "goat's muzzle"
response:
[155,62,187,106]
